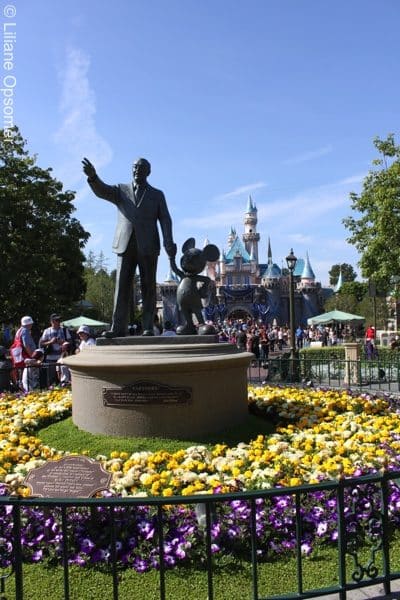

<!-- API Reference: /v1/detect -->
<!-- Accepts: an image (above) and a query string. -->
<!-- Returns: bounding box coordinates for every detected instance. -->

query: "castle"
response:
[160,197,328,327]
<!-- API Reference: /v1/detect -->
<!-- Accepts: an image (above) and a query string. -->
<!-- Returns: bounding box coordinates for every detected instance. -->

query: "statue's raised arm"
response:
[82,157,97,180]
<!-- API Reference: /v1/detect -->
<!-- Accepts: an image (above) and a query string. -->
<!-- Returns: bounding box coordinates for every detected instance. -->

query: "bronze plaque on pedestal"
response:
[24,456,112,498]
[103,380,192,407]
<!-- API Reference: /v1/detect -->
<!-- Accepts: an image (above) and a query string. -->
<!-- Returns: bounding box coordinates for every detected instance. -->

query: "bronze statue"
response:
[82,157,176,336]
[171,238,220,335]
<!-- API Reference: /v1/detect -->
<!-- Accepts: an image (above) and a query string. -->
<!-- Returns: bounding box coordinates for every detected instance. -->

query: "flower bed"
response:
[1,386,400,572]
[2,386,400,495]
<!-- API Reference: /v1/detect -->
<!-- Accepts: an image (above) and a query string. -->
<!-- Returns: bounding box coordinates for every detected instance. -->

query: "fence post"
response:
[343,342,360,386]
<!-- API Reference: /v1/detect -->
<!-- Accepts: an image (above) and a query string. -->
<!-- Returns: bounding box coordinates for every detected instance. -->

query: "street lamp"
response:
[286,248,297,380]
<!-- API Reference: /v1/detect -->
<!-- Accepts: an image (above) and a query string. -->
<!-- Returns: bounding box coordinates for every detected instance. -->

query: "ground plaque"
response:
[23,456,112,498]
[103,380,192,407]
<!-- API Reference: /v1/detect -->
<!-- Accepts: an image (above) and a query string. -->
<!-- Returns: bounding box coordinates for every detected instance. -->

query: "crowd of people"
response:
[2,313,398,393]
[2,314,96,392]
[213,318,354,359]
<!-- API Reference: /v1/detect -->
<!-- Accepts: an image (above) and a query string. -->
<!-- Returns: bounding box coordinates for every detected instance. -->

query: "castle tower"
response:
[299,252,321,321]
[219,249,227,279]
[300,252,316,286]
[333,268,344,293]
[227,226,236,247]
[242,196,260,263]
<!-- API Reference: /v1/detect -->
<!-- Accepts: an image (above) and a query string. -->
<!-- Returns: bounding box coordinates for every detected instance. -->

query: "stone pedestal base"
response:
[63,336,252,439]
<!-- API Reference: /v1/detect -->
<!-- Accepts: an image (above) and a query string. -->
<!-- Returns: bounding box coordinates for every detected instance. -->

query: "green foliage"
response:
[299,346,345,360]
[324,281,389,328]
[0,127,89,325]
[328,263,357,286]
[83,251,115,322]
[300,344,400,361]
[343,134,400,289]
[339,281,367,301]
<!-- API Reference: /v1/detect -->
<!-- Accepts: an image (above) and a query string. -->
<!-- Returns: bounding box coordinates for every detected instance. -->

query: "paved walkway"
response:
[312,580,400,599]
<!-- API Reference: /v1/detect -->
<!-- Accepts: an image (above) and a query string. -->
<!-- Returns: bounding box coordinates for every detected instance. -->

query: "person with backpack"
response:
[9,316,37,388]
[39,313,71,384]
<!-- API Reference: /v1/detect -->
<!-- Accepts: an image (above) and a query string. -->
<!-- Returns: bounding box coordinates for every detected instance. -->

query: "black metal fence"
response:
[248,356,400,393]
[1,469,400,599]
[0,363,68,393]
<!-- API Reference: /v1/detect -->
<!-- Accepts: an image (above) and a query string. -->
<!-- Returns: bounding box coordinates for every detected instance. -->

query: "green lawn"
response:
[38,413,275,456]
[2,549,340,600]
[5,539,400,600]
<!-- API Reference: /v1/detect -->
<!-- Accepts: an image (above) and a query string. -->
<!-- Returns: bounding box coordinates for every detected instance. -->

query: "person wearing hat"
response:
[56,342,71,385]
[22,348,44,392]
[39,313,70,384]
[76,325,96,353]
[9,316,37,389]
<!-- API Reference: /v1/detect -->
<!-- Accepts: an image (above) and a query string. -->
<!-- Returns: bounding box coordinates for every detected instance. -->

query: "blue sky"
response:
[5,0,400,285]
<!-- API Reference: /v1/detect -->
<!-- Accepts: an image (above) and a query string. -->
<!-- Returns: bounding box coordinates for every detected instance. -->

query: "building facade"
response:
[160,197,327,327]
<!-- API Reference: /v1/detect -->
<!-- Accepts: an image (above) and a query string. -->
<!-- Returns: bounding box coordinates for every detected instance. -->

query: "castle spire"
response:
[301,252,315,280]
[334,268,344,293]
[267,237,272,264]
[227,226,236,247]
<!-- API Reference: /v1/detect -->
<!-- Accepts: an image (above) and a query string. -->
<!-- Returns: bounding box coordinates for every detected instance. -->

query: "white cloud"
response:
[287,233,312,244]
[283,145,333,165]
[181,209,243,229]
[215,181,267,201]
[53,47,113,186]
[336,173,366,186]
[181,171,361,232]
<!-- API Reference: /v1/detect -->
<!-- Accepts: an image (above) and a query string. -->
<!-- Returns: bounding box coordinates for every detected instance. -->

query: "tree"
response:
[83,251,115,322]
[324,282,389,328]
[328,263,357,286]
[0,127,89,325]
[343,134,400,291]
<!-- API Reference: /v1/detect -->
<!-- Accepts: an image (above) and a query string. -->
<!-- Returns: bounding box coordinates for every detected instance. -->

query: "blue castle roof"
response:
[225,236,251,263]
[301,253,315,279]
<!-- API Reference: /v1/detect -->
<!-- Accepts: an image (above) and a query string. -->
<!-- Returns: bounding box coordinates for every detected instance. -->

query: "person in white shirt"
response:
[76,325,96,352]
[39,314,71,384]
[22,349,44,392]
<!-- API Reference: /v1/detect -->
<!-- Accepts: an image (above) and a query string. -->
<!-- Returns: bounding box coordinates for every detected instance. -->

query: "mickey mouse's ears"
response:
[203,244,220,262]
[182,238,196,253]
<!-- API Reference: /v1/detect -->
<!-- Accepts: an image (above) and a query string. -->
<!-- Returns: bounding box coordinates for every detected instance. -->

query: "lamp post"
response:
[286,248,297,380]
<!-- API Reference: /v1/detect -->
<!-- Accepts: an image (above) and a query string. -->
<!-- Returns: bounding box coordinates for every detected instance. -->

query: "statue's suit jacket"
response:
[88,176,174,257]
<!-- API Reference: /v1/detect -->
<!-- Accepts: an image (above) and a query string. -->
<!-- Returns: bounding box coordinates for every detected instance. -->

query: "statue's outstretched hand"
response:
[82,157,96,179]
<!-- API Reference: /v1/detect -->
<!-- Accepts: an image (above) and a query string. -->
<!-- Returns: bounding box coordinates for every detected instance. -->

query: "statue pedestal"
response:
[63,336,252,439]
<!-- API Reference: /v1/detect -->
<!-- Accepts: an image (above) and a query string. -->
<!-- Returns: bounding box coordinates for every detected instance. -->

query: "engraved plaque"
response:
[103,380,192,407]
[24,456,112,498]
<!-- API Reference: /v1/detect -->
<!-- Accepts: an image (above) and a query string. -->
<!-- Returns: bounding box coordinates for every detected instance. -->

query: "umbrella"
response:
[307,310,365,326]
[62,315,109,329]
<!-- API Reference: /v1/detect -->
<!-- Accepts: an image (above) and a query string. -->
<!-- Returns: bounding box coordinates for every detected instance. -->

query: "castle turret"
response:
[298,252,321,319]
[261,238,281,289]
[301,252,316,283]
[219,249,227,277]
[242,196,260,263]
[227,227,236,247]
[333,268,344,293]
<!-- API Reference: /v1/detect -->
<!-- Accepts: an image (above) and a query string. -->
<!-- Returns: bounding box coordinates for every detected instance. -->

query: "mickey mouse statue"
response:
[170,238,220,335]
